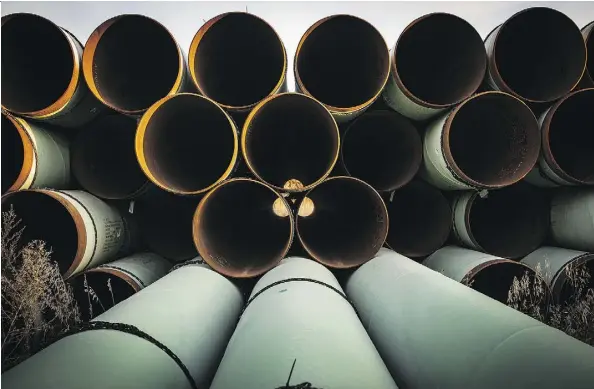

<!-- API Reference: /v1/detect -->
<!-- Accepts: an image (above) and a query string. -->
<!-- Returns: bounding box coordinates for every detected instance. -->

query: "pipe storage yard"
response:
[1,2,593,388]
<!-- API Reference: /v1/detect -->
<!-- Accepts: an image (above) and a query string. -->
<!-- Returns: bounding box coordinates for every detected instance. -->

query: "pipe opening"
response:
[1,191,78,275]
[1,115,25,194]
[494,7,586,102]
[470,262,545,305]
[447,92,540,187]
[73,115,147,199]
[296,15,389,109]
[89,15,180,112]
[192,13,285,108]
[395,13,486,106]
[342,110,421,192]
[385,180,451,258]
[297,177,388,268]
[140,94,237,194]
[586,26,594,83]
[547,89,594,184]
[1,14,74,113]
[558,256,594,305]
[194,179,293,278]
[244,94,339,191]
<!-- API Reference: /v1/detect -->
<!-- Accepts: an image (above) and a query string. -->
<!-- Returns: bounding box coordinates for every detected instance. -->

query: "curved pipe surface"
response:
[383,13,486,121]
[295,14,389,122]
[73,115,148,200]
[422,91,540,190]
[242,92,339,192]
[193,178,293,278]
[579,22,594,87]
[297,176,388,268]
[346,248,594,389]
[484,7,586,103]
[189,12,287,112]
[83,14,188,114]
[384,180,451,258]
[135,93,238,195]
[550,188,594,252]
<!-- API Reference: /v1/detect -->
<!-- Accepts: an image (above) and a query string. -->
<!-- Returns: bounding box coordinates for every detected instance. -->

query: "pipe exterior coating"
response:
[423,246,503,283]
[550,189,594,251]
[1,264,244,389]
[346,248,594,389]
[210,257,399,389]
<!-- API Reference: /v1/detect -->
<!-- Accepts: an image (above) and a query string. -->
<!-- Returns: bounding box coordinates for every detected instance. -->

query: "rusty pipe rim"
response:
[441,91,540,189]
[2,112,36,194]
[390,12,487,109]
[189,12,287,111]
[1,13,80,119]
[83,14,185,115]
[85,266,142,293]
[241,92,340,192]
[294,14,390,114]
[135,93,239,196]
[192,178,294,278]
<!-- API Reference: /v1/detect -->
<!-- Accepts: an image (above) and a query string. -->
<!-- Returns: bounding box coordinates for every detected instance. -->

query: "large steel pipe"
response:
[297,176,388,268]
[422,91,540,190]
[210,257,399,389]
[70,253,171,321]
[83,14,190,115]
[189,12,287,115]
[424,246,549,306]
[242,92,339,192]
[525,88,594,187]
[484,7,586,103]
[550,188,594,251]
[523,246,594,304]
[578,21,594,88]
[1,111,70,194]
[383,13,486,121]
[384,180,451,258]
[1,189,126,279]
[451,184,549,259]
[193,178,293,278]
[73,114,148,200]
[1,13,102,127]
[346,248,594,389]
[295,14,389,122]
[341,110,421,192]
[1,263,244,389]
[135,93,238,195]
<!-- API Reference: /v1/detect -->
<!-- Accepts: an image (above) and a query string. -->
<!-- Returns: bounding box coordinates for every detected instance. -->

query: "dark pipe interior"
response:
[1,115,24,194]
[92,15,180,112]
[296,15,389,108]
[70,271,135,321]
[245,94,338,190]
[494,7,586,102]
[469,184,549,259]
[196,180,292,277]
[1,191,78,275]
[193,13,285,107]
[297,178,387,268]
[448,93,539,187]
[395,13,486,105]
[342,110,421,192]
[548,89,594,184]
[385,180,451,258]
[73,115,147,199]
[558,257,594,305]
[586,27,594,82]
[1,14,74,113]
[142,94,236,193]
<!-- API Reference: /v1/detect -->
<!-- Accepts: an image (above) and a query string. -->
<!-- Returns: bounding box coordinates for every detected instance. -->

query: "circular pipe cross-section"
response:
[383,13,486,121]
[385,180,451,258]
[342,110,421,192]
[295,15,390,121]
[83,14,186,114]
[73,115,148,200]
[136,93,238,195]
[422,91,540,190]
[485,7,586,103]
[242,93,340,192]
[189,12,287,112]
[297,176,388,268]
[193,178,294,278]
